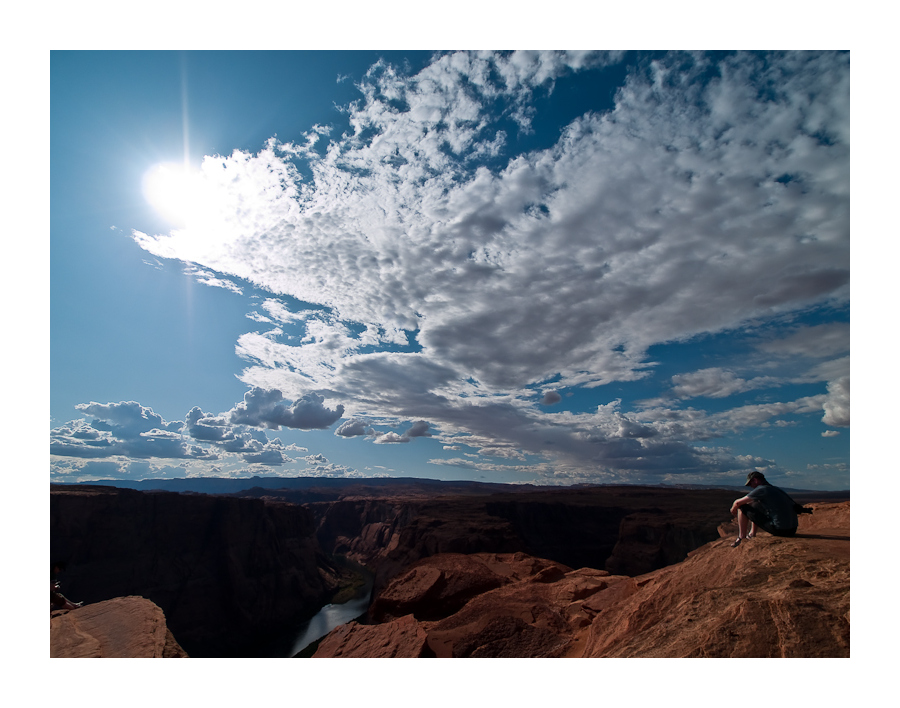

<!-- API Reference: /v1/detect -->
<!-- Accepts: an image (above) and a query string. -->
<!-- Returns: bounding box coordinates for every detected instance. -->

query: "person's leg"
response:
[733,508,751,546]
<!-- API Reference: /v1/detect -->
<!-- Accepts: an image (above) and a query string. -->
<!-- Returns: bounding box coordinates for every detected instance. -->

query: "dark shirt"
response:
[748,484,798,530]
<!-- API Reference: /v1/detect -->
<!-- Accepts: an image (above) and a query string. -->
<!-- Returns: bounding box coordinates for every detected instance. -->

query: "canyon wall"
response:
[304,486,739,594]
[50,485,346,657]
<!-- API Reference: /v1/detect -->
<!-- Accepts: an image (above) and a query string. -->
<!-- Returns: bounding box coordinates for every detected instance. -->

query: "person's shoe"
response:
[731,537,742,547]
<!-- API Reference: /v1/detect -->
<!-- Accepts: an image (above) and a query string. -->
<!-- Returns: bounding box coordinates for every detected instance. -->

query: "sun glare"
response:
[142,162,207,228]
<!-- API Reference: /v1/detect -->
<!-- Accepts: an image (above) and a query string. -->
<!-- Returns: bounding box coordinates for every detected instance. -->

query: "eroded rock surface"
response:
[50,596,187,658]
[313,502,849,658]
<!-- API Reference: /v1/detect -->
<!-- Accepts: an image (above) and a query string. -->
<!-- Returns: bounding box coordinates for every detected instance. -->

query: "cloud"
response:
[821,376,850,427]
[228,387,345,430]
[334,418,371,437]
[541,390,562,405]
[669,368,779,400]
[756,322,849,359]
[185,265,243,294]
[51,399,305,471]
[129,51,848,481]
[405,420,432,438]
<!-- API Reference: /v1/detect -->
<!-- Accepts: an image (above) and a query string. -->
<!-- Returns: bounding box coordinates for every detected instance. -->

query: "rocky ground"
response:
[50,596,187,658]
[314,501,849,658]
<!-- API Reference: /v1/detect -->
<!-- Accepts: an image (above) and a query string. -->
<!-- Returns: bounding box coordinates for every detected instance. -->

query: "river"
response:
[287,581,373,657]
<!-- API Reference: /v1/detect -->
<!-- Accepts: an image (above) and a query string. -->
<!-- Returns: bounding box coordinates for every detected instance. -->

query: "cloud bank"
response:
[124,51,849,483]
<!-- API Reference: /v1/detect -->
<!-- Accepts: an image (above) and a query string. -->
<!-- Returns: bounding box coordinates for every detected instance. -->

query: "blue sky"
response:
[49,50,850,490]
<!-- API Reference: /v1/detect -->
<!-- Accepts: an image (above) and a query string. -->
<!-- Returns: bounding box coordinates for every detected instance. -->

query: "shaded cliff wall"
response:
[50,485,342,657]
[308,487,740,593]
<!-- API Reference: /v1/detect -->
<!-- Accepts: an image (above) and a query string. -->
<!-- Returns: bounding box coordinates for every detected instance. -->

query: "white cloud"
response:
[129,51,849,480]
[334,418,370,437]
[669,368,779,400]
[186,266,243,294]
[51,399,309,472]
[228,387,344,430]
[821,376,850,427]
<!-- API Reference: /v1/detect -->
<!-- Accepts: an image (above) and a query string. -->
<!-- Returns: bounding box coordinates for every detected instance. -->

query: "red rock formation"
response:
[313,502,849,658]
[581,501,850,657]
[50,596,188,658]
[315,614,430,658]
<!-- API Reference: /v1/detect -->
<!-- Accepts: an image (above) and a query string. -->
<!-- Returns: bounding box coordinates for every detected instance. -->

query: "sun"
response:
[142,162,208,228]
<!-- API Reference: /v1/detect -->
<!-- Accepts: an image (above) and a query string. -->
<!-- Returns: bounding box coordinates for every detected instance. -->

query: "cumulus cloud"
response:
[405,421,432,438]
[51,399,306,473]
[821,376,850,427]
[334,418,371,437]
[128,51,848,480]
[228,387,345,430]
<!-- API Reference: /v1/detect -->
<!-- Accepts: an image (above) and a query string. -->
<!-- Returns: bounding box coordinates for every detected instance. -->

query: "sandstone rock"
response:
[582,502,850,657]
[313,502,850,658]
[50,596,187,658]
[315,552,611,658]
[313,614,429,658]
[369,553,507,622]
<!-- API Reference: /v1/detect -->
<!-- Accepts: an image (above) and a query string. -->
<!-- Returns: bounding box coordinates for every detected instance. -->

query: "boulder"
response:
[313,614,429,658]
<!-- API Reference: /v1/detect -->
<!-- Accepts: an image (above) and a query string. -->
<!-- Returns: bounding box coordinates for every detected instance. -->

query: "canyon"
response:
[49,479,849,658]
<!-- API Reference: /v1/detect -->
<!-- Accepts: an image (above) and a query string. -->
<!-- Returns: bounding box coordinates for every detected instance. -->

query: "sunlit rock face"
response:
[313,502,850,658]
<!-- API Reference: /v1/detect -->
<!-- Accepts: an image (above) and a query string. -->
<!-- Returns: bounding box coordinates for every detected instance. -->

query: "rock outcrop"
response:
[50,596,187,658]
[50,485,349,657]
[313,501,849,658]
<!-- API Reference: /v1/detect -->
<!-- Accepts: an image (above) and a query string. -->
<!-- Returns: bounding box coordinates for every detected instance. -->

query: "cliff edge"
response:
[314,501,849,658]
[50,596,188,658]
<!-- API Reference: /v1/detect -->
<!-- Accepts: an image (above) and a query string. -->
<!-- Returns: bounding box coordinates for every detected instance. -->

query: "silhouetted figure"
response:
[730,471,812,547]
[51,561,82,611]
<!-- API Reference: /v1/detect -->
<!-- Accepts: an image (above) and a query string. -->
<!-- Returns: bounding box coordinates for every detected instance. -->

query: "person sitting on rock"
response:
[51,561,83,611]
[729,471,802,548]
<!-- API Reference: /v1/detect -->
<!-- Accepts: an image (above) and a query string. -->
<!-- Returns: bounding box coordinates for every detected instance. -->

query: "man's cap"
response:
[745,470,767,486]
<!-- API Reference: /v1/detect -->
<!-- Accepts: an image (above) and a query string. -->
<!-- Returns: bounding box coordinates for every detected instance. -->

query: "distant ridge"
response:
[51,476,527,496]
[50,476,848,500]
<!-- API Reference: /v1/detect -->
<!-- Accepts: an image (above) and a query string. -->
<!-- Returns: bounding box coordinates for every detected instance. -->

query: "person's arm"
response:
[730,495,753,516]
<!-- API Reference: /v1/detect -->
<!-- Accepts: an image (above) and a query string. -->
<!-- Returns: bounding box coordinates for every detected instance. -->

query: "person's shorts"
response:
[741,503,797,537]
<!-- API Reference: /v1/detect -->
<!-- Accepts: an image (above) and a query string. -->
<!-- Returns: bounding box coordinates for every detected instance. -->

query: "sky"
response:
[49,50,851,490]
